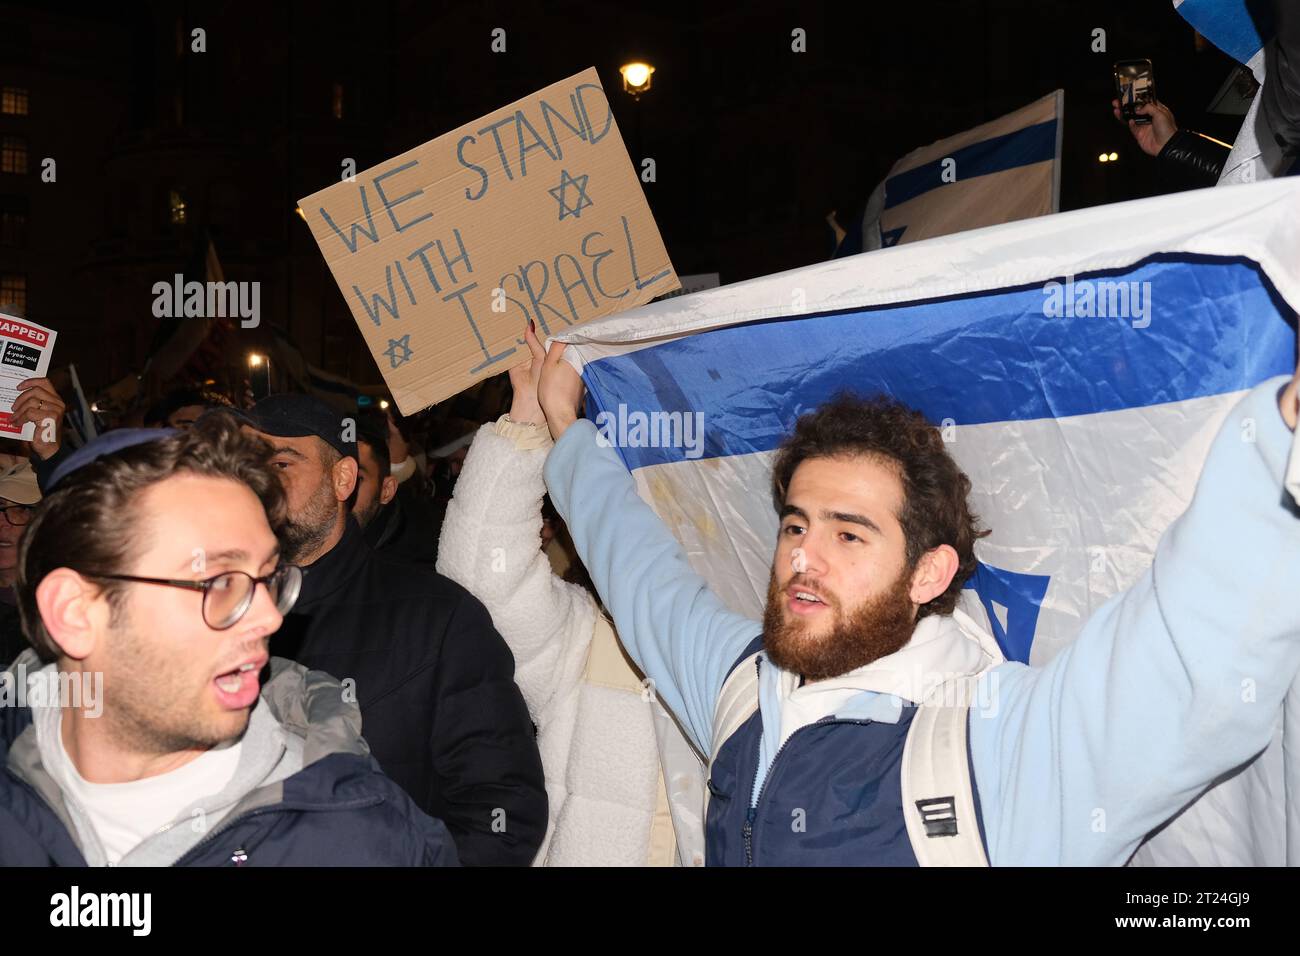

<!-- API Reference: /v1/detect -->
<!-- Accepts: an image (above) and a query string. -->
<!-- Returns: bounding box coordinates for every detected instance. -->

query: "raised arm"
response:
[538,342,759,754]
[436,329,600,716]
[973,373,1300,865]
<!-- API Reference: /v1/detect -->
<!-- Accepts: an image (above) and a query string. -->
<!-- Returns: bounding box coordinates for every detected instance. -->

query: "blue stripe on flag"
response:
[1175,0,1273,66]
[882,120,1057,211]
[580,255,1295,471]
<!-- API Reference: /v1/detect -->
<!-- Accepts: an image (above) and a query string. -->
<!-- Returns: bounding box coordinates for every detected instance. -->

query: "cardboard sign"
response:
[299,67,679,413]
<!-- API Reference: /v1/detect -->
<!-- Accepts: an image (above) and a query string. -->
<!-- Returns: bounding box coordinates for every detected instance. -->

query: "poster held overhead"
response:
[0,313,57,442]
[299,67,679,415]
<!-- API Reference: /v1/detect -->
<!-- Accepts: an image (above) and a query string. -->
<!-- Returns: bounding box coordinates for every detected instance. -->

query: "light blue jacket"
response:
[543,377,1300,864]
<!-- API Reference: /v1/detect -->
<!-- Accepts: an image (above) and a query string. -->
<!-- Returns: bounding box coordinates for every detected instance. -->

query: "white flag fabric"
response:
[553,178,1300,865]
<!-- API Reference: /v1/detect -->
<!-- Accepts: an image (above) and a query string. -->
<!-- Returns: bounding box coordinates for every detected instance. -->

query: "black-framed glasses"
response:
[0,505,33,526]
[88,565,302,630]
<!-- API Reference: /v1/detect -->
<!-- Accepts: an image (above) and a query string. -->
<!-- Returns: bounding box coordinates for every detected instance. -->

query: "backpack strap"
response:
[900,675,990,867]
[709,643,763,771]
[703,639,763,827]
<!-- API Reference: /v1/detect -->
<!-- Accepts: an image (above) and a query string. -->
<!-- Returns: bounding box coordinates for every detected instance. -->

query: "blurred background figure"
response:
[1114,0,1298,189]
[142,386,236,430]
[355,410,439,566]
[0,457,39,665]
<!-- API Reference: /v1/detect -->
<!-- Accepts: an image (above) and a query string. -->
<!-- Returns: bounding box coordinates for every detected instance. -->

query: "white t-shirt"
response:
[56,726,243,866]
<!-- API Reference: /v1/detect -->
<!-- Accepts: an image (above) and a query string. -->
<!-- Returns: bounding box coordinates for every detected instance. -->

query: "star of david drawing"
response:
[549,169,593,220]
[383,334,413,369]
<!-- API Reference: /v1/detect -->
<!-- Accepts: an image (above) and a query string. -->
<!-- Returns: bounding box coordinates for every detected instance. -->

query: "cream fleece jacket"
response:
[437,416,692,866]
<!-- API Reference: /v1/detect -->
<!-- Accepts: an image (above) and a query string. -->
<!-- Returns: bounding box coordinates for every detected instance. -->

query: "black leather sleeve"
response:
[1156,129,1230,189]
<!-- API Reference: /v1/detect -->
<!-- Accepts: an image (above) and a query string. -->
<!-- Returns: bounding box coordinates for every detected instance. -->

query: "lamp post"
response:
[619,61,655,174]
[248,352,271,402]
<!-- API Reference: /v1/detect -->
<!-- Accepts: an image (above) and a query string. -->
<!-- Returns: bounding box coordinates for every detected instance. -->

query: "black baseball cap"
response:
[229,394,358,460]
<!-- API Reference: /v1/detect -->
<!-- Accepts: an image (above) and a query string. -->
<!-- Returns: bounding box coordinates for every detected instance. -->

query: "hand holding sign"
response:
[0,314,58,445]
[299,67,677,415]
[12,377,65,459]
[507,322,547,427]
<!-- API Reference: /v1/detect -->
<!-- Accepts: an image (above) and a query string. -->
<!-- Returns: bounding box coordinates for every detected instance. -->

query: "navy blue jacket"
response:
[704,642,987,866]
[0,660,459,867]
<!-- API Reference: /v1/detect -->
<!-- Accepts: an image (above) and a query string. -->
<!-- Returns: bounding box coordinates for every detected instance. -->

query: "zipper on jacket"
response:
[744,725,803,866]
[743,650,873,868]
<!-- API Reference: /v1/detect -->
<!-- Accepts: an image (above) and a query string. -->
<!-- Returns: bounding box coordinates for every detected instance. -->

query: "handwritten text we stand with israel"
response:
[301,68,677,411]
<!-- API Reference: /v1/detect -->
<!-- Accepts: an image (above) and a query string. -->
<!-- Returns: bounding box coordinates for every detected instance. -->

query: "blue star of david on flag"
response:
[549,169,593,220]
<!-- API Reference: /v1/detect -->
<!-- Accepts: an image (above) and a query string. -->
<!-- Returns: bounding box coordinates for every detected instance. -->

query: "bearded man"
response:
[234,394,546,866]
[536,341,1300,866]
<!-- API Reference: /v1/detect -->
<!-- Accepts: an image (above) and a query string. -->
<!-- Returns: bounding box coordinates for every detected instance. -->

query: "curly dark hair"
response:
[770,394,989,619]
[17,412,286,662]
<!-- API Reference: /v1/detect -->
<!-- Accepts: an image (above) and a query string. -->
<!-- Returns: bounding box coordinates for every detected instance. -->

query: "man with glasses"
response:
[0,458,37,665]
[0,416,458,865]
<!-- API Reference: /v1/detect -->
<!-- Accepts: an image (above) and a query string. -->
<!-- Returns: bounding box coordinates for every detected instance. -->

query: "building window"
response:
[0,274,27,316]
[1,87,28,116]
[1,136,27,175]
[169,188,187,225]
[0,197,27,246]
[332,82,345,120]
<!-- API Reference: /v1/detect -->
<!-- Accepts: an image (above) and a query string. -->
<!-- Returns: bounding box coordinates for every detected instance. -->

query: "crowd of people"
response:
[1,4,1298,867]
[0,315,1296,867]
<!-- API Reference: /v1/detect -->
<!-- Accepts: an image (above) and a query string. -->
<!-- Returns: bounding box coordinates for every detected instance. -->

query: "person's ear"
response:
[379,475,398,507]
[35,569,107,661]
[908,544,959,609]
[333,455,358,502]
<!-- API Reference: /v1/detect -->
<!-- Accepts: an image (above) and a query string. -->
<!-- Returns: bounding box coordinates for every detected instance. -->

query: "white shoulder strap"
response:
[900,676,990,867]
[709,650,762,772]
[702,650,761,828]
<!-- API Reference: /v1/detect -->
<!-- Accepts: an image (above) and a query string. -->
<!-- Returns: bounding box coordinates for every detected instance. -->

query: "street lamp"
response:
[620,62,655,99]
[248,352,270,400]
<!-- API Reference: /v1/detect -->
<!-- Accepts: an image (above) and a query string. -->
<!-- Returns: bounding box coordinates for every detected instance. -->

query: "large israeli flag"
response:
[836,90,1062,255]
[553,179,1300,865]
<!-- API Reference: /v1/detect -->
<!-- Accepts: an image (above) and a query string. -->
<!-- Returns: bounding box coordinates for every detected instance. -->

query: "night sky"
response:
[0,0,1242,419]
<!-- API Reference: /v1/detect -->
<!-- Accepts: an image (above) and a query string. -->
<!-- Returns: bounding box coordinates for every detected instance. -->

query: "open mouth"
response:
[212,659,265,709]
[787,586,830,615]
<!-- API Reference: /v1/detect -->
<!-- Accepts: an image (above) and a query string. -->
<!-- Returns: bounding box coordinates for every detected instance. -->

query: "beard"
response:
[353,496,381,531]
[762,565,918,681]
[103,601,253,755]
[279,472,340,564]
